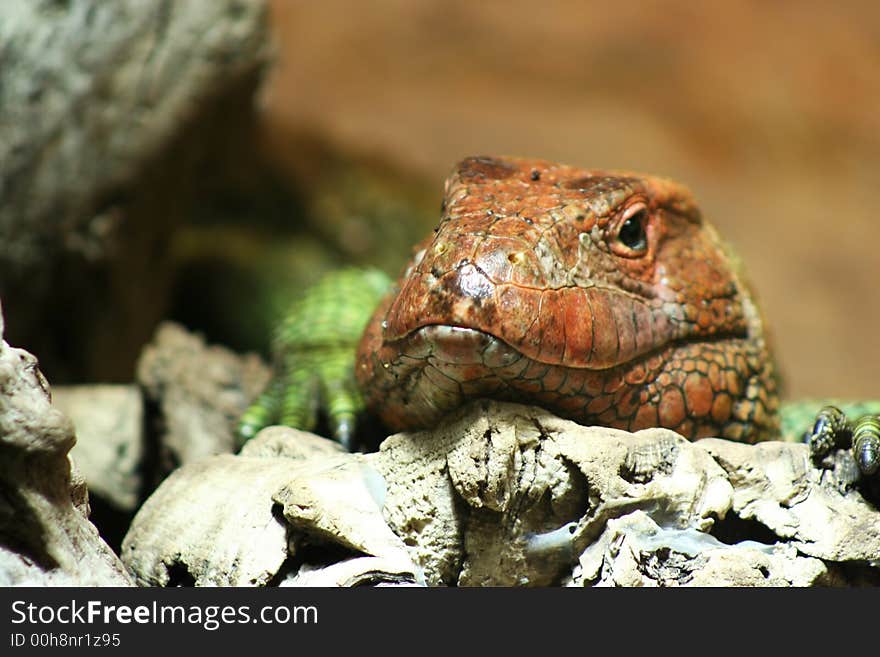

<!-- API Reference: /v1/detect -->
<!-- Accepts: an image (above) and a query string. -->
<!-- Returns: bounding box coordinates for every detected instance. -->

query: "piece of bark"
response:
[137,321,271,470]
[0,303,132,586]
[0,0,270,385]
[0,0,268,273]
[119,400,880,587]
[53,384,144,512]
[121,429,421,587]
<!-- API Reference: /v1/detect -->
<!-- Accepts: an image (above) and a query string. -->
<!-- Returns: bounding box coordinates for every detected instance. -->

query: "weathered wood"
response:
[0,0,270,383]
[121,401,880,587]
[0,307,132,585]
[0,0,268,271]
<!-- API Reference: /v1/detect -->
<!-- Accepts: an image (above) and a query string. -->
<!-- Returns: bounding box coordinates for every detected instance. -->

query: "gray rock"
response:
[240,425,347,461]
[697,438,880,564]
[0,0,270,385]
[376,402,733,586]
[572,511,828,586]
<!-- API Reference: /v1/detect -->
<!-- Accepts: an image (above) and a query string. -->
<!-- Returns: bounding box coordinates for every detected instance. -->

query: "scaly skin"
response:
[356,156,779,443]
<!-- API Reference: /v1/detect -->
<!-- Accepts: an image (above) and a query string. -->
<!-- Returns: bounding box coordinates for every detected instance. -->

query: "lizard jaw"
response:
[358,317,776,443]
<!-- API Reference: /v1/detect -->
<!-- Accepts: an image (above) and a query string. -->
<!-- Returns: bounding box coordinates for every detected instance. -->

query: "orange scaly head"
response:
[357,156,779,442]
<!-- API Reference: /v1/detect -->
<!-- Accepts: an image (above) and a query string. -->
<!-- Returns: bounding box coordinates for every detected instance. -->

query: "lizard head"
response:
[381,155,752,369]
[357,155,778,440]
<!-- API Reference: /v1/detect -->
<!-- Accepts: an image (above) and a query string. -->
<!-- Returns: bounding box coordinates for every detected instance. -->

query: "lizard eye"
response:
[611,202,649,256]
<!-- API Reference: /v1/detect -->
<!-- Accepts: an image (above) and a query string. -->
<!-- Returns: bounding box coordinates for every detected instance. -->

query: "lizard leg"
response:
[236,267,392,449]
[278,355,321,433]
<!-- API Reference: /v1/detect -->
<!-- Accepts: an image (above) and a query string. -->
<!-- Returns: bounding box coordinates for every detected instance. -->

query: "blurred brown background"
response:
[3,0,875,405]
[257,0,880,401]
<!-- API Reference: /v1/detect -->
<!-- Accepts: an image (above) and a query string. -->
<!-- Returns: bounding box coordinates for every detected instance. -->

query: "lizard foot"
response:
[236,267,392,450]
[805,404,880,478]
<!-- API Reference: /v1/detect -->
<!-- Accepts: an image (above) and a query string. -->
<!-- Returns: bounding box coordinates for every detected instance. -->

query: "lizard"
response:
[238,155,880,476]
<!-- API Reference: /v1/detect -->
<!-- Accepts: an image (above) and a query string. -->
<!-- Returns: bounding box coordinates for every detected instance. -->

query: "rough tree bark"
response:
[0,0,270,382]
[0,303,132,585]
[0,0,268,270]
[120,401,880,587]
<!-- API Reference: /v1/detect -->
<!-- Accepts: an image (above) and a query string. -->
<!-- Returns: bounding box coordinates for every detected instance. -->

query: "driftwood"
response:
[0,0,268,272]
[0,0,270,383]
[121,400,880,587]
[0,0,270,585]
[137,322,271,470]
[0,304,132,585]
